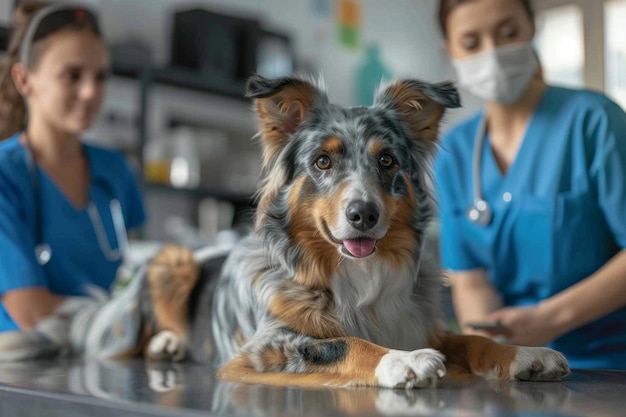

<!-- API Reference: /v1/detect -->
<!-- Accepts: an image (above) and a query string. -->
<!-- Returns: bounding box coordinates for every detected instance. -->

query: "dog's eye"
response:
[315,155,332,170]
[379,154,395,168]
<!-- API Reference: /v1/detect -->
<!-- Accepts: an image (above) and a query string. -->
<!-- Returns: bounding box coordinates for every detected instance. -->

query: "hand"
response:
[484,305,560,346]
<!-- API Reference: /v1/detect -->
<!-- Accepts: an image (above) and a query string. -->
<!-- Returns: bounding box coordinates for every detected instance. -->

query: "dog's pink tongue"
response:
[343,239,376,258]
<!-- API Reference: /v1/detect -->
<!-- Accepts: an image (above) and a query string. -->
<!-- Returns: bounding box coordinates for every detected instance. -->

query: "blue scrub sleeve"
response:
[120,160,146,231]
[590,100,626,248]
[0,184,47,294]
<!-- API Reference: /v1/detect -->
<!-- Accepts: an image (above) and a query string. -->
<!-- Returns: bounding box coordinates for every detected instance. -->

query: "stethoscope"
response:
[25,139,129,265]
[466,114,493,226]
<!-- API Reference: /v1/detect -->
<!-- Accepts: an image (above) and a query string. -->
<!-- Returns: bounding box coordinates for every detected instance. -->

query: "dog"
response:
[141,74,570,388]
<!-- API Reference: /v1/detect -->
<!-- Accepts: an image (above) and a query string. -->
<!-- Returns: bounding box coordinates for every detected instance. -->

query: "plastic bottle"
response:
[355,43,393,106]
[169,126,200,188]
[143,135,170,184]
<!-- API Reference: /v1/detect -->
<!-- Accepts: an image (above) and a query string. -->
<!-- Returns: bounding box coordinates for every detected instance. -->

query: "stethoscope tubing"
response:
[467,114,493,226]
[86,199,128,262]
[24,140,128,265]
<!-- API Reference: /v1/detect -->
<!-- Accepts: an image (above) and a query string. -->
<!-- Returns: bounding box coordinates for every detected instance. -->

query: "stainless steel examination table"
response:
[0,358,623,417]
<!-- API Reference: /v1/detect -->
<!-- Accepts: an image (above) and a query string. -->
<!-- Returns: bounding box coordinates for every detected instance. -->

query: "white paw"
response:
[375,348,446,389]
[375,389,445,415]
[510,347,570,381]
[147,330,186,362]
[147,368,179,392]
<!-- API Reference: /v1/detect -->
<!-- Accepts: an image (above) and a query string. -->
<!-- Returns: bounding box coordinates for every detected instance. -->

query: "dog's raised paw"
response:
[375,348,446,389]
[147,330,186,362]
[511,347,570,381]
[146,245,199,290]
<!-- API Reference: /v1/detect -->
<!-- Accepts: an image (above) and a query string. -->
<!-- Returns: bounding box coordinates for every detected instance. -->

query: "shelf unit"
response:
[0,38,257,235]
[0,26,9,51]
[105,59,263,241]
[111,62,247,100]
[110,60,257,209]
[142,181,253,208]
[0,23,260,233]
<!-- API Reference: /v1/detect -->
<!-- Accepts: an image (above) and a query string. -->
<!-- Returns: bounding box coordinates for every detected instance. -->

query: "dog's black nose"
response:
[346,200,379,231]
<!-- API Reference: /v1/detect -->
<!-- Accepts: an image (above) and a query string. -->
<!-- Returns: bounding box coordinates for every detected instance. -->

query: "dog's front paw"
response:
[147,330,186,362]
[510,347,570,381]
[375,348,446,389]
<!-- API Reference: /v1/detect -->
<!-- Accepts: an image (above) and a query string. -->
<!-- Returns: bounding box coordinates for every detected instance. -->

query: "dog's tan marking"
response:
[269,281,343,339]
[312,182,348,232]
[254,81,321,215]
[255,82,316,167]
[321,136,343,155]
[288,181,345,289]
[333,338,389,383]
[259,348,288,370]
[233,327,247,349]
[429,331,517,379]
[378,81,446,141]
[218,337,389,388]
[368,139,387,156]
[377,174,419,269]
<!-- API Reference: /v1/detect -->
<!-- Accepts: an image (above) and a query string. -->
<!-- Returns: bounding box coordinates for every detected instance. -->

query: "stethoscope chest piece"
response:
[35,242,52,265]
[467,198,492,226]
[466,114,494,226]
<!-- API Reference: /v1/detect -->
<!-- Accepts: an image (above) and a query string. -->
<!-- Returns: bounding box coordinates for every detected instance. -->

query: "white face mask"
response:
[452,42,538,104]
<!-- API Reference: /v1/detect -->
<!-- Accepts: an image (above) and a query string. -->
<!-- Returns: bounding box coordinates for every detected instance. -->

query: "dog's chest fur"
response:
[331,258,433,350]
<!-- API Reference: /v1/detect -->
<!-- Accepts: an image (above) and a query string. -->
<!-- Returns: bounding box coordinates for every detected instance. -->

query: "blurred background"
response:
[0,0,624,247]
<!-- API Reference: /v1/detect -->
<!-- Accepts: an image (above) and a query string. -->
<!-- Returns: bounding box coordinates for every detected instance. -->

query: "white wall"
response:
[0,0,12,26]
[2,0,481,239]
[1,0,479,128]
[92,0,478,129]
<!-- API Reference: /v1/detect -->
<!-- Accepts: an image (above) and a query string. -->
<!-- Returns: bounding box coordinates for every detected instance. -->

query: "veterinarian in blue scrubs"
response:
[435,0,626,369]
[0,3,144,334]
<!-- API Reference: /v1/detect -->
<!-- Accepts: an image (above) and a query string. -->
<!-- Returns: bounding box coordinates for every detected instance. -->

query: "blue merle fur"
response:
[211,75,460,370]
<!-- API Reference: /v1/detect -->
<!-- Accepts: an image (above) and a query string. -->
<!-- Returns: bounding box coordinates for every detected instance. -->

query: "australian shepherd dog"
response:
[143,75,569,388]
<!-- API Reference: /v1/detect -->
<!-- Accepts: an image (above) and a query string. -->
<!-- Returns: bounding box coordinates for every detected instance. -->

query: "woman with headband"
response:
[0,1,145,348]
[434,0,626,369]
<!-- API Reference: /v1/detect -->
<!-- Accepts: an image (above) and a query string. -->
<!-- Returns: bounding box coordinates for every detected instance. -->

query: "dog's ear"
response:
[374,79,460,141]
[246,75,327,167]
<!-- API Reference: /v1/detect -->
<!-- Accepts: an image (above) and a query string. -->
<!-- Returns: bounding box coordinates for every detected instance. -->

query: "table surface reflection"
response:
[0,358,623,417]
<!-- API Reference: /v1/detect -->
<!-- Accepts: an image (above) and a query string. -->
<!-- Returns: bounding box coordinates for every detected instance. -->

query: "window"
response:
[605,0,626,108]
[535,5,585,88]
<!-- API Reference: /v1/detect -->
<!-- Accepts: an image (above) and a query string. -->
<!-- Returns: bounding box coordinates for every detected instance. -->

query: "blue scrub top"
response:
[435,86,626,370]
[0,134,146,332]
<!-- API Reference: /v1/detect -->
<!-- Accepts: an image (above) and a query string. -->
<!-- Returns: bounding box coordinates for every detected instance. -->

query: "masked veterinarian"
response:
[434,0,626,370]
[0,2,145,347]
